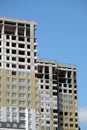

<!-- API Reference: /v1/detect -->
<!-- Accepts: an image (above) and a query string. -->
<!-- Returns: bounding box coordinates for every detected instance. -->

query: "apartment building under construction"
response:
[0,17,78,130]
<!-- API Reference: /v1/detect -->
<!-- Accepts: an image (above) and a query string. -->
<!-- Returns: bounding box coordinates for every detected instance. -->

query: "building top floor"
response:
[0,16,37,26]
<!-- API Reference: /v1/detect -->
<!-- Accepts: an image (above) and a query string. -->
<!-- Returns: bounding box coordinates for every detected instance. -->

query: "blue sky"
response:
[0,0,87,129]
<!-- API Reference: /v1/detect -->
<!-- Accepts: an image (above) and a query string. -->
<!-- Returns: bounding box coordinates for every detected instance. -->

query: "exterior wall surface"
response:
[0,17,78,130]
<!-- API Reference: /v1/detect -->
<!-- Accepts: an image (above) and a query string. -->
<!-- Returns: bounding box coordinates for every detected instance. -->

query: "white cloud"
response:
[78,107,87,123]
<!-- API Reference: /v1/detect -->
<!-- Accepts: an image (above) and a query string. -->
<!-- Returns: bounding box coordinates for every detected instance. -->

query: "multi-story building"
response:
[58,64,78,130]
[0,17,78,130]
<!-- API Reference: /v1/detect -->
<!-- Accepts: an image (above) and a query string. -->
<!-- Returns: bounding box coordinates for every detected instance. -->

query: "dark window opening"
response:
[64,84,67,87]
[75,112,78,116]
[19,65,25,69]
[68,79,72,84]
[19,58,25,62]
[41,80,43,83]
[12,64,16,68]
[41,108,44,112]
[75,96,77,99]
[59,70,66,78]
[53,86,57,90]
[27,51,30,56]
[41,85,43,89]
[6,42,9,46]
[75,118,78,122]
[18,28,24,36]
[74,79,76,83]
[59,112,63,115]
[12,50,16,54]
[26,24,30,27]
[27,66,30,70]
[46,86,49,89]
[69,84,72,88]
[27,38,30,42]
[6,56,9,60]
[59,89,62,92]
[68,71,71,78]
[12,57,16,61]
[70,118,73,121]
[74,85,77,88]
[64,89,67,93]
[18,36,24,41]
[12,36,16,40]
[18,23,24,26]
[18,44,25,48]
[6,35,9,39]
[74,90,77,94]
[12,42,16,47]
[59,83,62,87]
[53,81,57,84]
[75,124,78,128]
[53,109,58,113]
[0,20,2,23]
[34,52,37,56]
[34,38,36,43]
[6,49,10,53]
[45,74,49,79]
[70,124,73,127]
[64,112,68,116]
[52,67,57,74]
[26,28,30,37]
[54,115,57,119]
[65,124,68,127]
[38,66,43,73]
[74,72,76,79]
[53,92,57,96]
[46,80,49,83]
[34,45,36,49]
[59,78,66,83]
[27,45,30,49]
[12,71,16,75]
[46,121,50,124]
[53,75,57,80]
[54,122,57,125]
[5,26,15,35]
[5,21,16,25]
[6,64,9,67]
[19,50,25,55]
[45,66,49,73]
[27,59,30,63]
[69,90,72,93]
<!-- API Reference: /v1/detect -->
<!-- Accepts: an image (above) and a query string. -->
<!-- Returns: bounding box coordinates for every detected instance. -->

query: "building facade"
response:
[0,17,78,130]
